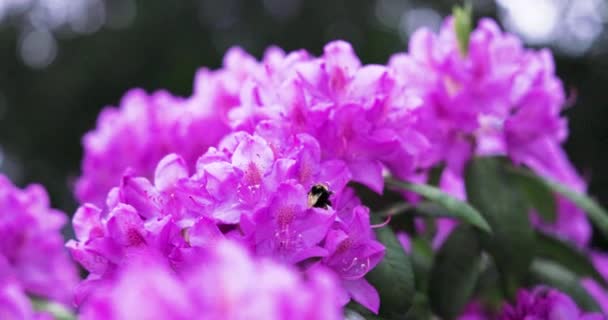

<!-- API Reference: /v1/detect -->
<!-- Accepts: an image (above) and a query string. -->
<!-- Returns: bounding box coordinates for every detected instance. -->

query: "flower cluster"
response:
[79,240,342,320]
[77,18,587,248]
[228,41,429,192]
[389,18,567,169]
[61,14,604,319]
[0,174,78,318]
[75,46,265,207]
[388,17,589,247]
[68,129,384,312]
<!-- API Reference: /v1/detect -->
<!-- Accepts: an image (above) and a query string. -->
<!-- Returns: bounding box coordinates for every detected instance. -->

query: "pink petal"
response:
[119,175,161,218]
[188,217,224,247]
[72,204,104,241]
[349,160,384,194]
[154,154,189,191]
[343,278,380,314]
[106,204,146,247]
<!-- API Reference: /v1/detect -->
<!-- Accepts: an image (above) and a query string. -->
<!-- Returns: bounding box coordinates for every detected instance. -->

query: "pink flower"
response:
[79,240,343,320]
[68,130,384,313]
[0,260,52,320]
[390,17,589,247]
[75,46,272,207]
[0,175,78,306]
[458,301,491,320]
[499,287,603,320]
[229,40,429,192]
[323,206,385,312]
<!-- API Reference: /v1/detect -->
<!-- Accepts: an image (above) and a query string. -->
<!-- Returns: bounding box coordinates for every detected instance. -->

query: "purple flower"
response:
[323,206,385,312]
[390,16,568,172]
[390,16,590,248]
[229,40,429,193]
[499,287,604,320]
[75,46,318,208]
[76,89,186,206]
[246,183,334,264]
[79,240,343,320]
[66,202,186,305]
[458,301,491,320]
[0,175,78,306]
[0,258,49,320]
[68,131,384,313]
[389,17,522,171]
[75,46,269,207]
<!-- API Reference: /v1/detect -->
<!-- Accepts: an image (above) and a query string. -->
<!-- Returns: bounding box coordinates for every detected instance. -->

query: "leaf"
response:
[366,216,416,317]
[453,3,472,56]
[378,202,413,217]
[530,259,602,312]
[511,170,556,222]
[404,293,433,320]
[465,157,535,295]
[508,166,608,239]
[411,237,434,293]
[429,225,482,319]
[31,297,76,320]
[535,231,608,287]
[476,260,506,312]
[385,178,491,233]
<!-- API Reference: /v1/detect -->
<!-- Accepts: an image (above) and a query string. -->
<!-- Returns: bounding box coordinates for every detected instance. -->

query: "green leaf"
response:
[404,293,434,320]
[366,217,415,317]
[31,297,76,320]
[413,201,455,218]
[411,237,434,293]
[429,225,482,319]
[377,202,413,217]
[453,3,472,56]
[508,166,608,239]
[465,157,535,295]
[535,231,608,287]
[476,260,506,312]
[385,178,491,233]
[511,170,557,222]
[530,259,602,312]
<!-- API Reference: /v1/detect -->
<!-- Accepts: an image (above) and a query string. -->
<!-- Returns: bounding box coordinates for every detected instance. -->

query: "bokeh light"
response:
[19,28,57,68]
[497,0,607,56]
[0,0,137,67]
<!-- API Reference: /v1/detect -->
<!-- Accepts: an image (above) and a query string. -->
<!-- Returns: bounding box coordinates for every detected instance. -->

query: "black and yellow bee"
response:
[307,183,332,209]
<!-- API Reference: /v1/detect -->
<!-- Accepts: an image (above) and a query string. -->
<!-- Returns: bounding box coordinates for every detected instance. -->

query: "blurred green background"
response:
[0,0,607,245]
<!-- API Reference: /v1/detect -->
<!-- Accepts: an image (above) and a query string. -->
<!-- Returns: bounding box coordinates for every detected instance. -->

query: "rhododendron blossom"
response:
[229,41,430,192]
[0,265,50,320]
[68,130,384,313]
[499,287,603,320]
[47,11,608,320]
[389,17,591,247]
[75,46,272,207]
[79,240,342,320]
[0,175,78,306]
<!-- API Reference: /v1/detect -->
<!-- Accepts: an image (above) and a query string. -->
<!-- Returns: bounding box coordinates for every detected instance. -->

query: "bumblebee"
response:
[307,183,332,209]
